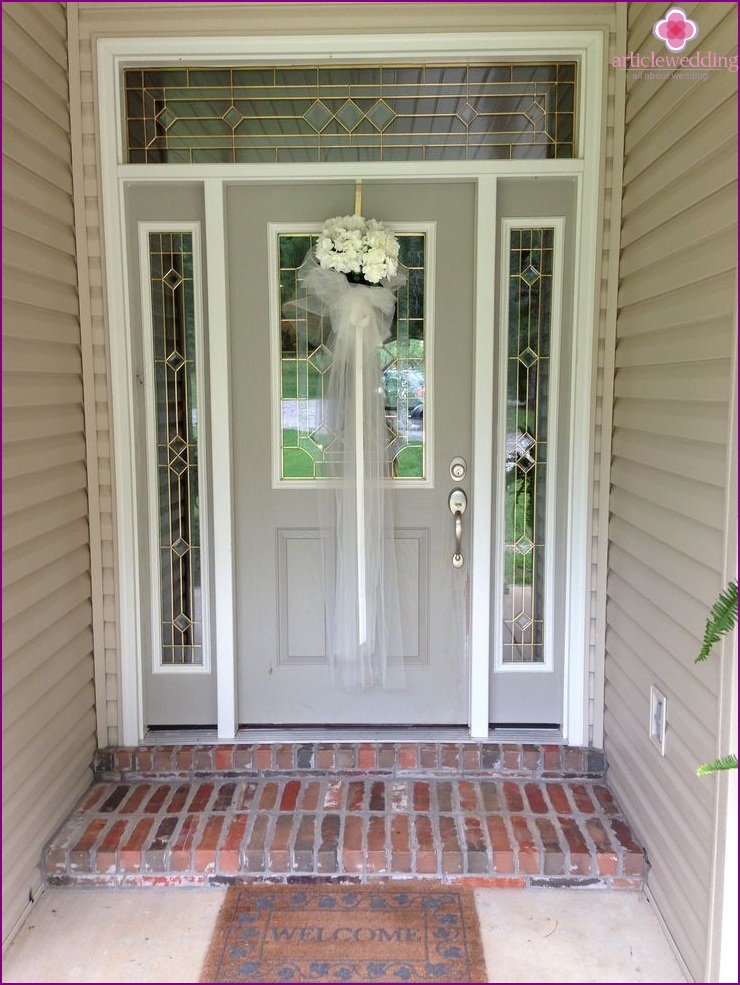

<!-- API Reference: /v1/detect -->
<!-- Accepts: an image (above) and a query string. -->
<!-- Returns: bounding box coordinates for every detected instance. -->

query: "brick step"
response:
[93,742,606,782]
[44,774,646,890]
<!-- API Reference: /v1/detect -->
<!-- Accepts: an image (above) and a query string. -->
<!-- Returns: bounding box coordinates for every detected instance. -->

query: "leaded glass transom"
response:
[124,63,576,163]
[279,233,426,481]
[148,232,203,666]
[502,227,554,665]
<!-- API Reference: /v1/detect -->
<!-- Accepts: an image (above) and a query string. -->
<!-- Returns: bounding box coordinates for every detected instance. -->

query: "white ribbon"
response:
[285,253,406,690]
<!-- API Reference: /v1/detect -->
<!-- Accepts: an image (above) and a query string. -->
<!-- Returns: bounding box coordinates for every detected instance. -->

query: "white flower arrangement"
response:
[315,214,400,285]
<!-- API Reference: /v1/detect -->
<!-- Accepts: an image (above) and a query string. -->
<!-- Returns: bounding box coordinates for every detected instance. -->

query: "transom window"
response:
[124,62,577,164]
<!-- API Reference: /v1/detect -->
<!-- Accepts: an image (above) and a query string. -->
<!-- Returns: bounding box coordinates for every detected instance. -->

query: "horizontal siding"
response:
[606,4,737,981]
[73,0,619,745]
[1,2,96,946]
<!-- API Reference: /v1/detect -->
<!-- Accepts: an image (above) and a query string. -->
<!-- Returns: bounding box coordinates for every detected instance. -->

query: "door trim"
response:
[97,30,604,745]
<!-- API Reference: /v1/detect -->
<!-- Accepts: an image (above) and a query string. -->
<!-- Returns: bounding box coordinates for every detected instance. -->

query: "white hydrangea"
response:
[315,214,400,284]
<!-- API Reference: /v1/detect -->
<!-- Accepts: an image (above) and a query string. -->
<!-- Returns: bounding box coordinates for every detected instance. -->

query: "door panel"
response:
[227,182,475,725]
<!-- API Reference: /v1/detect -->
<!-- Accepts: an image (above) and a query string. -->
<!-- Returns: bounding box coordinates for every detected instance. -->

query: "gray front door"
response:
[228,181,475,725]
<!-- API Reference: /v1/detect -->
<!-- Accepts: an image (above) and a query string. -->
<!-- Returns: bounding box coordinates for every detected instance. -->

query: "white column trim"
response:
[204,180,238,739]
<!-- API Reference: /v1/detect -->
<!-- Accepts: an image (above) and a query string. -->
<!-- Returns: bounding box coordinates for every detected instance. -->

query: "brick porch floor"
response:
[43,743,647,890]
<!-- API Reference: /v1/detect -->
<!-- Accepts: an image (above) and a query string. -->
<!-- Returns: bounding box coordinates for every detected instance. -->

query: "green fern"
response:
[697,754,739,777]
[696,580,738,663]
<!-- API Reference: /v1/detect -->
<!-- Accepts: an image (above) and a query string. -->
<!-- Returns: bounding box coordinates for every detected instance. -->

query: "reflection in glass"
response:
[125,63,577,163]
[502,228,554,664]
[149,232,203,665]
[279,233,426,481]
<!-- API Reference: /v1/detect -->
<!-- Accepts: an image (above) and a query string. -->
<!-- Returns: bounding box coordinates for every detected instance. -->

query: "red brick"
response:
[336,745,356,768]
[276,744,294,769]
[398,744,418,769]
[503,744,522,769]
[144,816,178,870]
[238,782,259,810]
[414,816,437,874]
[100,786,130,813]
[167,784,191,814]
[342,815,364,872]
[292,815,316,871]
[316,745,335,768]
[502,782,525,813]
[545,783,572,815]
[279,780,301,812]
[369,781,386,812]
[524,783,549,814]
[94,820,128,873]
[366,817,387,872]
[268,815,294,870]
[542,745,562,771]
[463,816,489,874]
[119,818,154,872]
[523,745,542,771]
[608,876,645,890]
[80,785,109,812]
[213,783,236,812]
[233,747,253,770]
[253,746,272,769]
[436,782,454,812]
[120,784,150,815]
[116,750,133,772]
[570,783,598,814]
[193,816,225,872]
[462,746,480,770]
[194,749,214,771]
[565,748,585,773]
[317,814,340,873]
[300,782,321,811]
[69,819,107,870]
[390,815,411,872]
[479,782,503,813]
[378,745,395,769]
[214,747,235,771]
[143,785,171,814]
[558,816,594,876]
[135,750,153,772]
[169,815,200,872]
[259,782,278,810]
[244,815,269,872]
[153,749,174,771]
[323,780,345,810]
[458,781,480,812]
[218,814,249,872]
[357,744,377,769]
[486,815,515,875]
[510,815,540,874]
[413,782,430,811]
[347,780,365,811]
[442,745,461,770]
[419,743,438,769]
[535,817,565,875]
[439,817,463,874]
[175,746,195,771]
[592,784,620,815]
[448,876,527,889]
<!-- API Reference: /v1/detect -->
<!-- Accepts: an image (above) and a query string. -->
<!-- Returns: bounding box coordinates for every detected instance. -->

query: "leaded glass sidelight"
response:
[148,231,204,667]
[278,232,427,482]
[124,62,576,163]
[502,227,555,665]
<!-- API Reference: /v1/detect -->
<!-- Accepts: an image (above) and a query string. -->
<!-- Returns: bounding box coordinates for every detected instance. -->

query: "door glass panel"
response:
[124,63,576,163]
[148,231,203,666]
[502,227,554,665]
[278,232,426,481]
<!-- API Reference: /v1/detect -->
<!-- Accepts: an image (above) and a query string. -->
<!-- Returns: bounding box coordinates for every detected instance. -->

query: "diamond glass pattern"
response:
[278,232,426,481]
[124,63,576,163]
[503,226,555,665]
[149,231,203,666]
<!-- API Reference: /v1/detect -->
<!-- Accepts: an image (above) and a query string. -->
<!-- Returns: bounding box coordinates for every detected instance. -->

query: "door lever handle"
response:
[448,488,467,568]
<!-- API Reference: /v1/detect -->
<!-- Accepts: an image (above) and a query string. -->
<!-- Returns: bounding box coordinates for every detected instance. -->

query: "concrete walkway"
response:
[3,887,687,983]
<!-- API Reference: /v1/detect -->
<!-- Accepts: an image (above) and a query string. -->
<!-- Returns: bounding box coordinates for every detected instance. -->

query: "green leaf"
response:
[696,754,738,777]
[696,580,738,663]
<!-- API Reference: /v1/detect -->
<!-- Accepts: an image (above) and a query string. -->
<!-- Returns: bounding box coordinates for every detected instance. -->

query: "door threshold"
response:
[142,725,564,745]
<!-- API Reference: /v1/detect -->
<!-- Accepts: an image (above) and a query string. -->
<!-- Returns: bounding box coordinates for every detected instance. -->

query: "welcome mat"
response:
[200,884,487,983]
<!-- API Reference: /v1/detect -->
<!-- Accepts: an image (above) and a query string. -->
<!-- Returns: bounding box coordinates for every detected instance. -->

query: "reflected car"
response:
[383,368,424,417]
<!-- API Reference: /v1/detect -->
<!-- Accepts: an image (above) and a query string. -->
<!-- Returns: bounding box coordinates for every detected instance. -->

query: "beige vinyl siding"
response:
[2,1,95,942]
[72,1,618,744]
[606,3,737,980]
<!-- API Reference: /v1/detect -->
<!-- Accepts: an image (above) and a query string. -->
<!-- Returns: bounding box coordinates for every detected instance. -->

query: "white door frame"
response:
[97,30,604,744]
